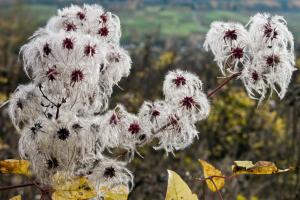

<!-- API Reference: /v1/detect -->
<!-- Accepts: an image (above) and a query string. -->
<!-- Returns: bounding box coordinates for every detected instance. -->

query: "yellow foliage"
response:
[0,76,8,84]
[155,51,175,70]
[251,196,259,200]
[296,57,300,69]
[165,170,198,200]
[236,194,247,200]
[0,92,8,104]
[207,89,255,130]
[52,173,96,200]
[206,88,287,156]
[100,185,129,200]
[198,160,225,192]
[232,161,292,175]
[236,194,259,200]
[9,195,21,200]
[0,159,31,176]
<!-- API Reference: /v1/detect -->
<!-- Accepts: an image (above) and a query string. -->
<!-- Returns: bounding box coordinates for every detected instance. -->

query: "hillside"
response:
[1,0,300,10]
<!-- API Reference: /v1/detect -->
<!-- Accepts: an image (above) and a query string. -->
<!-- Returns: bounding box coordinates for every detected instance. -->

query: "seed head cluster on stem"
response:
[2,5,296,199]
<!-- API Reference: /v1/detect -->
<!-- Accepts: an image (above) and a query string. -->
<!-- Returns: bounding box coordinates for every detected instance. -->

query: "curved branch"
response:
[0,183,35,191]
[207,72,241,98]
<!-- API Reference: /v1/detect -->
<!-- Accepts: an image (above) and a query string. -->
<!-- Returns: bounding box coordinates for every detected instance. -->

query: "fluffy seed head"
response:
[46,67,59,81]
[128,123,140,135]
[57,128,70,140]
[99,27,109,36]
[224,29,237,41]
[63,38,74,50]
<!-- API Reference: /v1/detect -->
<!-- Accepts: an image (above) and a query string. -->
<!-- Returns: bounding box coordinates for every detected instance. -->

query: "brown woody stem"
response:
[0,183,35,191]
[207,72,241,98]
[209,178,224,200]
[196,175,238,200]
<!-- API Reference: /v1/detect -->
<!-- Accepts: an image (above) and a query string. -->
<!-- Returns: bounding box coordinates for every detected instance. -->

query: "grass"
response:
[118,6,204,39]
[119,6,300,43]
[1,4,300,43]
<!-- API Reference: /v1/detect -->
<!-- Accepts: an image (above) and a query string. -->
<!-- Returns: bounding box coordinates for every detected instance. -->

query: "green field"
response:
[118,6,205,38]
[3,4,300,42]
[118,6,300,42]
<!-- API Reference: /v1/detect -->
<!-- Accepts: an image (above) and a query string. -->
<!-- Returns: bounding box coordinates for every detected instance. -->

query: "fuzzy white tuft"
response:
[8,3,212,196]
[204,13,296,102]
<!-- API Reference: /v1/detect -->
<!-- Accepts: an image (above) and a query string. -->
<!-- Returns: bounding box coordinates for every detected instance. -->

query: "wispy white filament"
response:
[8,4,212,197]
[204,13,296,103]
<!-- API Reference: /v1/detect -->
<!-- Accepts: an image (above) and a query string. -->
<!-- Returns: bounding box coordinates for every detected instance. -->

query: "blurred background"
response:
[0,0,299,199]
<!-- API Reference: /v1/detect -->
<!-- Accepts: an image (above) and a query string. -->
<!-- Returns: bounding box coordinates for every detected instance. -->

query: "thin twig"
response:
[38,84,57,106]
[197,175,236,181]
[46,192,53,200]
[55,98,66,120]
[0,180,52,199]
[209,178,224,200]
[202,181,206,200]
[207,72,241,98]
[0,183,35,191]
[197,174,237,200]
[153,122,172,135]
[39,84,66,119]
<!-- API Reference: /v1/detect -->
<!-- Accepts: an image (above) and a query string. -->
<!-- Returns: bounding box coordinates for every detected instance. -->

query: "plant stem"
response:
[197,175,236,181]
[153,122,172,135]
[0,183,35,191]
[207,72,241,98]
[197,175,237,200]
[38,84,57,106]
[0,182,52,199]
[39,84,66,120]
[209,178,224,200]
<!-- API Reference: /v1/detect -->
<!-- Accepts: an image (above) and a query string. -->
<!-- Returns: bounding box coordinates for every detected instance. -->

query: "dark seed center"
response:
[128,123,140,134]
[181,96,195,110]
[172,76,186,87]
[103,166,115,178]
[57,128,70,140]
[224,29,237,41]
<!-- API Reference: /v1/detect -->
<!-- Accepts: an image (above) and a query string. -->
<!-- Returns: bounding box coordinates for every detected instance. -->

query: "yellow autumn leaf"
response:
[232,161,293,175]
[165,170,198,200]
[198,159,225,192]
[0,159,31,176]
[100,185,129,200]
[9,195,21,200]
[52,173,96,200]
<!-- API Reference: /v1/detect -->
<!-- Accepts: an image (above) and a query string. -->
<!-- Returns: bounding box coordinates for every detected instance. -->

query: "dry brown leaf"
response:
[232,161,293,175]
[198,159,225,192]
[0,159,31,176]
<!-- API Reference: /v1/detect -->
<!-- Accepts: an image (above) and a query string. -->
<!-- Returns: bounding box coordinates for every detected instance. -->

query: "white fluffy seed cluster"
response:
[204,13,296,103]
[8,4,210,194]
[140,70,210,153]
